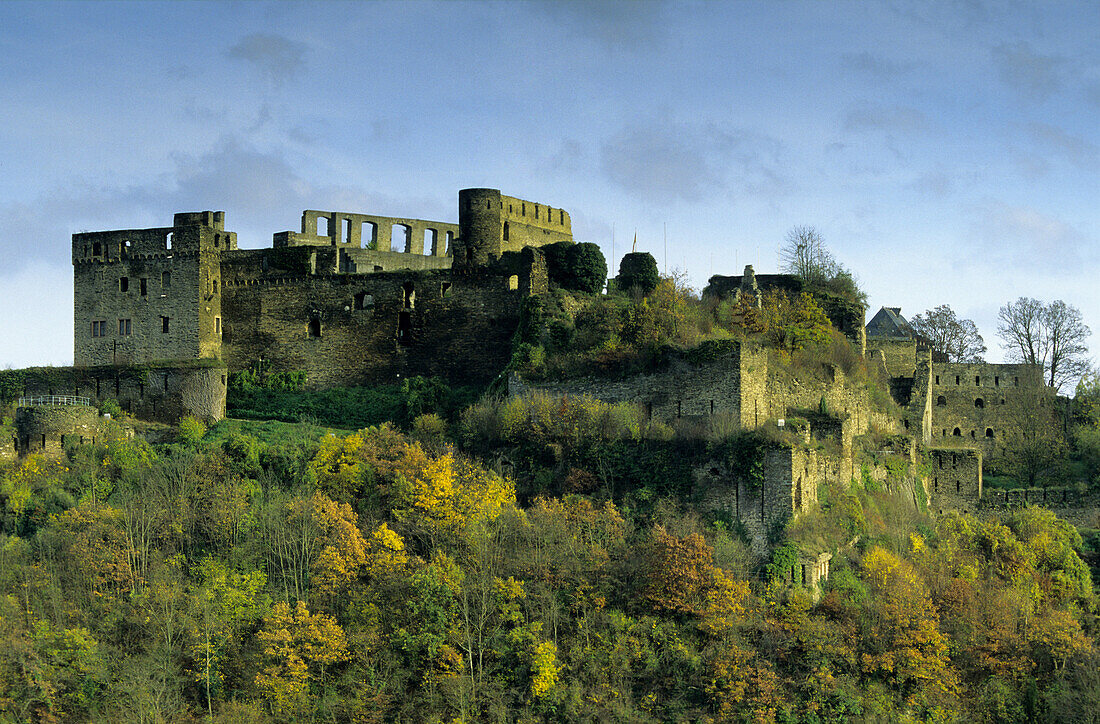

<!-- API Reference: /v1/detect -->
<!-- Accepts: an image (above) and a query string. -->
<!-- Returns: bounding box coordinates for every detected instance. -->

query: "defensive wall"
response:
[278,209,459,257]
[9,364,227,424]
[220,246,547,387]
[455,189,572,269]
[14,398,106,456]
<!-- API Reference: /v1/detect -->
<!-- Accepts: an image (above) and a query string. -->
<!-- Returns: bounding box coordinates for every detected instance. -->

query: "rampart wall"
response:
[15,404,105,456]
[13,364,227,424]
[926,447,983,513]
[455,188,572,268]
[508,342,769,428]
[278,210,458,257]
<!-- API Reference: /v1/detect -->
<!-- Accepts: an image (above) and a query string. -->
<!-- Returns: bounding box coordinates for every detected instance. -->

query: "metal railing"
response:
[17,395,91,407]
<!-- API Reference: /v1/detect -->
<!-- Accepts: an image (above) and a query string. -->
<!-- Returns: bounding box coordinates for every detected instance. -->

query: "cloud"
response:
[844,105,930,134]
[907,171,953,198]
[840,52,914,80]
[991,41,1066,101]
[969,202,1091,270]
[530,0,670,50]
[227,33,308,85]
[1027,122,1099,169]
[599,121,787,204]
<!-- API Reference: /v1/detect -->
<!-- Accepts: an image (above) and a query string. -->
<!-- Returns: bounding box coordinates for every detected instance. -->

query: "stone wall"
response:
[15,403,105,455]
[981,487,1100,529]
[281,210,459,256]
[16,364,227,424]
[867,338,918,378]
[927,362,1047,460]
[455,188,572,268]
[926,447,983,514]
[509,342,768,428]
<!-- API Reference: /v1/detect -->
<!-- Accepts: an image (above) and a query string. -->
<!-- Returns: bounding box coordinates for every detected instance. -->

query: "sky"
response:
[1,0,1098,370]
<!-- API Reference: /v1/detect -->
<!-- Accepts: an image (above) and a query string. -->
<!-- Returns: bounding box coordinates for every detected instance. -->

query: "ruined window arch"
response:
[974,398,984,408]
[354,292,373,310]
[317,216,330,237]
[507,275,519,290]
[986,428,994,438]
[423,229,437,255]
[936,395,946,406]
[343,218,353,244]
[952,427,961,437]
[391,224,410,253]
[361,222,377,249]
[308,316,322,338]
[402,282,415,309]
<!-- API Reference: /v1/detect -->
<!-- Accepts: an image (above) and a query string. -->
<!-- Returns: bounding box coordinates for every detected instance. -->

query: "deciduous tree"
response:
[909,305,986,362]
[997,297,1092,391]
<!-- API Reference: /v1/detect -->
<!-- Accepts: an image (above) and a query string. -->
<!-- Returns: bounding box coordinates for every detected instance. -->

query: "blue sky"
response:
[1,0,1098,369]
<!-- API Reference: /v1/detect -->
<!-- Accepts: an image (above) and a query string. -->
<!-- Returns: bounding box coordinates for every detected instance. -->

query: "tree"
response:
[615,252,659,296]
[780,226,838,286]
[564,242,608,294]
[997,297,1092,391]
[909,305,986,362]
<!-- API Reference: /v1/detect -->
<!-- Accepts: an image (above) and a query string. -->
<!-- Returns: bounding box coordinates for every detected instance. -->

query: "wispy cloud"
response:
[840,51,914,80]
[227,33,308,85]
[599,121,787,204]
[1027,121,1099,169]
[844,105,930,134]
[531,0,670,50]
[991,41,1066,102]
[970,201,1091,270]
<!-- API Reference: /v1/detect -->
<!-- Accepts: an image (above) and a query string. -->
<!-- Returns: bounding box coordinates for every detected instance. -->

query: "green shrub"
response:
[615,252,659,296]
[563,242,607,294]
[177,416,207,446]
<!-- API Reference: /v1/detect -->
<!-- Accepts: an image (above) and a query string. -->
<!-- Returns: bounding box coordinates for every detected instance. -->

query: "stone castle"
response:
[6,187,1091,556]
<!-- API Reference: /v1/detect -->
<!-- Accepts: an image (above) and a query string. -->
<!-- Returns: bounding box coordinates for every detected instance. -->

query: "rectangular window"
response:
[91,320,107,337]
[118,319,132,336]
[140,278,147,296]
[161,316,169,333]
[119,277,129,292]
[162,271,171,288]
[215,317,221,335]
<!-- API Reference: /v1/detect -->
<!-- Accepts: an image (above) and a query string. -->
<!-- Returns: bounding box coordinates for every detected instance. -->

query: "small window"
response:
[975,398,984,408]
[308,317,321,338]
[935,375,940,384]
[166,233,173,250]
[215,317,221,335]
[534,205,539,220]
[975,376,980,386]
[441,282,452,298]
[936,395,946,406]
[92,320,107,337]
[522,203,526,216]
[162,271,171,288]
[161,316,169,333]
[119,277,129,292]
[507,275,519,290]
[503,222,510,241]
[214,234,220,248]
[952,427,961,437]
[397,311,412,344]
[211,279,217,294]
[955,375,960,385]
[93,242,102,256]
[402,282,415,309]
[140,278,147,296]
[985,428,994,438]
[118,319,132,336]
[1014,377,1019,386]
[994,376,999,386]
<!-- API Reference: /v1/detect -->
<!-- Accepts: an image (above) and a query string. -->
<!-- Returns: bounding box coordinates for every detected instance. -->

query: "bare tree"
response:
[997,297,1092,391]
[909,305,986,362]
[780,226,838,286]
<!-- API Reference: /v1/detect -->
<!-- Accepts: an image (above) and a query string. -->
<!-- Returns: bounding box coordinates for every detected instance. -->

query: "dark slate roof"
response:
[866,306,915,339]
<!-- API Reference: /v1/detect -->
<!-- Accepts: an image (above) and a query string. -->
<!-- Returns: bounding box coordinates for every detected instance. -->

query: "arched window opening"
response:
[317,215,330,237]
[424,229,437,256]
[308,317,322,338]
[986,428,994,438]
[391,224,410,253]
[975,398,984,408]
[165,233,173,251]
[936,395,947,406]
[952,427,961,437]
[362,222,377,250]
[402,282,415,309]
[397,311,412,345]
[507,275,519,291]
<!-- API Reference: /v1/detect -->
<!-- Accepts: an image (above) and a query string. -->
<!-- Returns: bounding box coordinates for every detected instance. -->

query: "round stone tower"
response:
[456,188,503,269]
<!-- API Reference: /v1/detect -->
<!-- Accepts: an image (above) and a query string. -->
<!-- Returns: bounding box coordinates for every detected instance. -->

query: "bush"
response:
[615,252,659,296]
[177,416,207,446]
[564,242,607,294]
